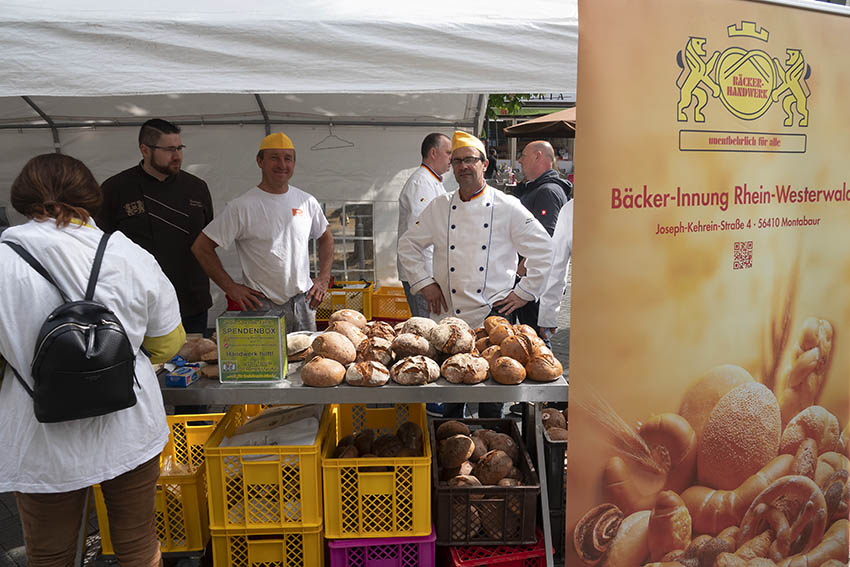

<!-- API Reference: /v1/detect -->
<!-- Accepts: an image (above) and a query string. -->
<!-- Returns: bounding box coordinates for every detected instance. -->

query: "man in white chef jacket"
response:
[538,200,573,340]
[398,131,553,418]
[396,133,452,318]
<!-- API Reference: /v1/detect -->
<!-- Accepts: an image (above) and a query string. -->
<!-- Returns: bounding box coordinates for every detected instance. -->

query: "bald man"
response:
[514,140,572,338]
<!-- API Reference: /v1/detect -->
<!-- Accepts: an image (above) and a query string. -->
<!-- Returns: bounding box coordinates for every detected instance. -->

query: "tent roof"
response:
[503,107,576,137]
[0,0,579,97]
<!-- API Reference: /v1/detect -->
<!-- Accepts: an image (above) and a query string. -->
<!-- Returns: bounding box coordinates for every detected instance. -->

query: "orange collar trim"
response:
[421,164,442,182]
[460,183,487,202]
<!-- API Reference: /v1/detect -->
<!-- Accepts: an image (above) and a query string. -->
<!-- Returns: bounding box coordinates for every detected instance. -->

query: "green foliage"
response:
[486,94,534,119]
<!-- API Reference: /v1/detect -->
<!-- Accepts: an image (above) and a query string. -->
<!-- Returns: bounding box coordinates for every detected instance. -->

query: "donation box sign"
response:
[216,312,287,383]
[567,0,850,565]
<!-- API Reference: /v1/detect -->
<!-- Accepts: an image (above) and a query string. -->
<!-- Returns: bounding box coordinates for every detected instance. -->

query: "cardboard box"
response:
[165,366,200,388]
[216,306,288,383]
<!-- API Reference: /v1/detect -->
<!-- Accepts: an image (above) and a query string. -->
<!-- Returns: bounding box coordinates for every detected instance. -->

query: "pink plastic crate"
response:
[328,527,436,567]
[448,529,546,566]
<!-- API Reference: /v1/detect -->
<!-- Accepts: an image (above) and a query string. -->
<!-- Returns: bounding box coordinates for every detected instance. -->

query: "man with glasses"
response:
[192,132,333,333]
[396,132,452,319]
[98,118,214,335]
[398,131,552,417]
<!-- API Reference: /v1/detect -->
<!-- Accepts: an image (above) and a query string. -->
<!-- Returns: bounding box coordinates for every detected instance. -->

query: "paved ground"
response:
[1,278,571,566]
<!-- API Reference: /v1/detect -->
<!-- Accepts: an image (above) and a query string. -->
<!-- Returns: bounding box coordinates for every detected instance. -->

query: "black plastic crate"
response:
[430,418,540,547]
[542,426,567,512]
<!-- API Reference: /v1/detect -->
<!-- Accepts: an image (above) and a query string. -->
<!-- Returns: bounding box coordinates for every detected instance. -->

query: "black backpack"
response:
[3,233,139,423]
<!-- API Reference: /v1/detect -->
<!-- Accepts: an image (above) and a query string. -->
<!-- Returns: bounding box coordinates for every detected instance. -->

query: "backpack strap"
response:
[2,241,70,303]
[84,232,112,301]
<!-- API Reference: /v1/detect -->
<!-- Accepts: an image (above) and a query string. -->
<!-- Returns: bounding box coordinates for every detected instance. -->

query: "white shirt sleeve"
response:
[308,197,329,240]
[509,201,555,302]
[398,199,439,294]
[538,200,573,328]
[202,198,242,250]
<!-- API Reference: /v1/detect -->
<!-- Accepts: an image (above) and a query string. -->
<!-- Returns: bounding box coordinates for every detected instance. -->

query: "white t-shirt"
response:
[203,186,329,304]
[0,219,181,493]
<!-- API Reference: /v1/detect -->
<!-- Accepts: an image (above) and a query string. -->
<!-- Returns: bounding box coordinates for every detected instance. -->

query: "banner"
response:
[568,0,850,565]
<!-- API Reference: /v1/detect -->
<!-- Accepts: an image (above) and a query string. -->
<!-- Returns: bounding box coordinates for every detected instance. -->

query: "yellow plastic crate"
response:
[205,404,327,530]
[315,281,373,321]
[94,413,225,555]
[372,286,412,320]
[322,404,431,539]
[211,525,324,567]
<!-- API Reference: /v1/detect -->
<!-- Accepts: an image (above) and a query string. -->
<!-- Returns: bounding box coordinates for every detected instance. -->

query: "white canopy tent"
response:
[0,0,579,314]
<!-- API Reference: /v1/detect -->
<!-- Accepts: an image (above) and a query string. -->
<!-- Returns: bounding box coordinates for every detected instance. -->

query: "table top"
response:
[160,362,568,405]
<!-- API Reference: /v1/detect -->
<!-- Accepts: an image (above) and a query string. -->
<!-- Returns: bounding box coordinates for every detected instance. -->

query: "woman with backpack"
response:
[0,153,186,567]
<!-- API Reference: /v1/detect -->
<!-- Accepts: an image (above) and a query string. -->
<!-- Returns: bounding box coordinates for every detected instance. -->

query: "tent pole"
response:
[21,96,61,153]
[474,93,487,137]
[254,94,271,135]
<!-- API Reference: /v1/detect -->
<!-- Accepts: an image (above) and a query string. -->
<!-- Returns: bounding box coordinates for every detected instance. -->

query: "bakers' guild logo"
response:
[676,22,811,126]
[123,199,145,216]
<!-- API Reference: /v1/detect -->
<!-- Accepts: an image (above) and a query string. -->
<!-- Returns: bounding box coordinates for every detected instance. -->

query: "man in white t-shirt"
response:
[192,132,334,332]
[396,132,451,317]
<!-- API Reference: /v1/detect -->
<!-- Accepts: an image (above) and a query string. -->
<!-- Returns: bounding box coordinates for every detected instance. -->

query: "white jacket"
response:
[538,200,573,328]
[398,185,553,327]
[396,165,446,281]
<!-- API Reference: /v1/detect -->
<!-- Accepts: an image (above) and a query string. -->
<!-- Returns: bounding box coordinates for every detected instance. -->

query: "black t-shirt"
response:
[97,163,214,317]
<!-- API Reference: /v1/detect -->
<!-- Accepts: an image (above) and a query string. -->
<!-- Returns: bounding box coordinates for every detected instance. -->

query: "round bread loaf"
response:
[484,316,510,334]
[526,353,563,382]
[373,434,404,457]
[402,316,437,338]
[397,421,423,451]
[326,320,367,350]
[441,353,489,384]
[514,324,538,339]
[328,308,367,329]
[394,321,405,333]
[301,356,346,387]
[488,322,515,345]
[449,474,482,489]
[547,427,569,441]
[473,449,514,485]
[439,316,470,330]
[345,361,390,387]
[474,327,488,340]
[490,356,526,384]
[475,336,492,353]
[356,336,394,366]
[311,332,356,365]
[542,407,567,430]
[481,345,502,367]
[487,432,519,462]
[470,436,488,461]
[286,333,314,357]
[440,434,476,468]
[437,420,470,440]
[390,355,440,385]
[430,324,475,354]
[500,334,535,364]
[364,320,396,341]
[391,333,436,358]
[678,364,755,443]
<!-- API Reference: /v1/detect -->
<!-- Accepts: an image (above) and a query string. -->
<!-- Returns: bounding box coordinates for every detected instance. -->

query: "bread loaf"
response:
[328,308,367,329]
[473,450,514,484]
[401,316,437,338]
[481,345,502,366]
[430,324,475,354]
[438,316,470,330]
[301,356,346,387]
[441,353,489,384]
[484,316,510,334]
[437,420,469,440]
[391,333,436,358]
[356,336,394,366]
[326,320,367,350]
[440,434,475,468]
[390,355,440,385]
[488,322,515,345]
[490,356,526,384]
[525,352,563,382]
[500,334,535,364]
[364,320,396,341]
[286,333,313,357]
[311,331,356,365]
[344,361,390,387]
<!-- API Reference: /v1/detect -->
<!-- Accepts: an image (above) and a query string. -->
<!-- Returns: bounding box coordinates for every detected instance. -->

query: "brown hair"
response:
[10,154,102,228]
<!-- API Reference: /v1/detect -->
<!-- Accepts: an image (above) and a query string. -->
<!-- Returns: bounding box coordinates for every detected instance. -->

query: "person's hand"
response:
[516,257,527,277]
[493,291,528,315]
[420,283,448,316]
[226,283,265,311]
[539,327,557,341]
[306,275,330,309]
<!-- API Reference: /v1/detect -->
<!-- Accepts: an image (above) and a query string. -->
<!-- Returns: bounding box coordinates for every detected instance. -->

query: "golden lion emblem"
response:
[676,37,720,122]
[772,49,810,127]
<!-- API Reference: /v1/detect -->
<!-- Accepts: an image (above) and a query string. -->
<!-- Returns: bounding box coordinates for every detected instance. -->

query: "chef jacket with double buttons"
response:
[398,184,553,328]
[396,164,446,282]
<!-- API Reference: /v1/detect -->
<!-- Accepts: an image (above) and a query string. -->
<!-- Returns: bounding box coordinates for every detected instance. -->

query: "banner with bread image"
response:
[568,0,850,566]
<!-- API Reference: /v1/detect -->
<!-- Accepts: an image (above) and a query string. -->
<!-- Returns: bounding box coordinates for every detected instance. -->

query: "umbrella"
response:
[503,107,575,138]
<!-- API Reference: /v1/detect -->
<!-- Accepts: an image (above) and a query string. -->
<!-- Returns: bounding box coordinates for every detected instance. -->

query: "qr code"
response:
[733,240,753,270]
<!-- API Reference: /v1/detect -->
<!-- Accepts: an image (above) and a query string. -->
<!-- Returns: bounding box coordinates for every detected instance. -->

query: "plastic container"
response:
[542,426,567,512]
[210,525,324,567]
[94,413,225,555]
[328,526,436,567]
[316,281,373,322]
[322,403,431,539]
[448,529,546,566]
[371,286,411,321]
[430,418,539,546]
[205,404,327,530]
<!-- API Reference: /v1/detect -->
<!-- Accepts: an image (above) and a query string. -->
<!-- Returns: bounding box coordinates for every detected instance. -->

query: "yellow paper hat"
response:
[259,132,294,151]
[451,131,486,156]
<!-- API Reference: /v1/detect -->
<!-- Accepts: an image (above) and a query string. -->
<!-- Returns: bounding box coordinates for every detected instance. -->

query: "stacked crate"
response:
[323,404,435,567]
[371,286,412,322]
[205,404,328,567]
[94,413,225,557]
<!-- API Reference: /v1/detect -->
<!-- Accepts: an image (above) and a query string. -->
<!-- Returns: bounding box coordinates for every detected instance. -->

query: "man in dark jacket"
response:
[513,140,572,334]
